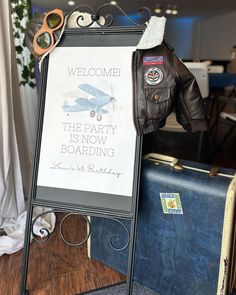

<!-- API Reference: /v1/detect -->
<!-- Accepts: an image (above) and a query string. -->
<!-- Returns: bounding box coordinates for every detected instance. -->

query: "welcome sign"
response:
[37,46,137,197]
[20,25,145,295]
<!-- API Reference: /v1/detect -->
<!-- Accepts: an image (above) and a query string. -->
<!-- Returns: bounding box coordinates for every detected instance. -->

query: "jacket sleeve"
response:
[172,54,208,132]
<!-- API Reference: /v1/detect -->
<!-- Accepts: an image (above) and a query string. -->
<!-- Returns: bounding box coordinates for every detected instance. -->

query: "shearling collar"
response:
[136,16,166,50]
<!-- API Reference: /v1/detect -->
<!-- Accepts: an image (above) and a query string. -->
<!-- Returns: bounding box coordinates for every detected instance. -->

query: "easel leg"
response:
[126,136,142,295]
[19,203,34,295]
[126,215,138,295]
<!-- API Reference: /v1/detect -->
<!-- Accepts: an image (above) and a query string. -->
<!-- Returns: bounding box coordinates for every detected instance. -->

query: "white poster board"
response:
[37,46,137,199]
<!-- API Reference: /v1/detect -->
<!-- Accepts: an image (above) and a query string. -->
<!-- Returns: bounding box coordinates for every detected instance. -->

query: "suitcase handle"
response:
[143,153,184,171]
[143,153,235,178]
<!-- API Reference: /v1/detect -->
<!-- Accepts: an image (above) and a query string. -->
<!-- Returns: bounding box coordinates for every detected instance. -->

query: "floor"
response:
[0,213,125,295]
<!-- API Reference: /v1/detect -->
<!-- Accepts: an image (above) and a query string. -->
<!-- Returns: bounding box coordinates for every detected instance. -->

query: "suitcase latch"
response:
[172,163,184,171]
[209,166,219,176]
[170,159,184,171]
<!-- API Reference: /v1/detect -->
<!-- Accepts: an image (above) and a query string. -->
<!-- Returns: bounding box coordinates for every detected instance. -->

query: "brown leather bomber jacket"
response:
[132,42,208,135]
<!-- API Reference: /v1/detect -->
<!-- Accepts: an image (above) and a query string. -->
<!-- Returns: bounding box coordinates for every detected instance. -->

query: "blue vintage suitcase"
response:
[89,154,236,295]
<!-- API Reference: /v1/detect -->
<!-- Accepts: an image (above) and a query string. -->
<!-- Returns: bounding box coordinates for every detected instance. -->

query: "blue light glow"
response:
[118,13,144,26]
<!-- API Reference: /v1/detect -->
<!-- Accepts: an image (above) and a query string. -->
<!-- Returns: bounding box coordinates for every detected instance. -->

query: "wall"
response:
[165,17,197,59]
[194,11,236,60]
[164,10,236,61]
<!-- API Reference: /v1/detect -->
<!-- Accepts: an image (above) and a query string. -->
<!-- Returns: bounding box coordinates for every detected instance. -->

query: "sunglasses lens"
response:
[37,32,51,48]
[47,13,61,29]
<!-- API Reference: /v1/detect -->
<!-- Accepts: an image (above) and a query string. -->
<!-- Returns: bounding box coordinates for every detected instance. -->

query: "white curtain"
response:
[10,0,39,159]
[0,0,28,225]
[0,0,55,256]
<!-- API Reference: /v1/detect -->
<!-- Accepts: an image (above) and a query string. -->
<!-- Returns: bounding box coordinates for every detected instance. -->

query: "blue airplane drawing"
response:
[63,83,116,121]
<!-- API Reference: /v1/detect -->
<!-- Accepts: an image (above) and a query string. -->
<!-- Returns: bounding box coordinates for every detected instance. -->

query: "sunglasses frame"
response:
[33,8,64,57]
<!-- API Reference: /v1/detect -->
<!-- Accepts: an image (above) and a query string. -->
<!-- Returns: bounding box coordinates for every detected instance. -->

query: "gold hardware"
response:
[210,167,219,176]
[173,163,184,171]
[154,94,160,103]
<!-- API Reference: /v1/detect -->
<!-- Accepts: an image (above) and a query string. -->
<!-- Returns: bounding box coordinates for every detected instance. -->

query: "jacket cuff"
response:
[183,119,208,132]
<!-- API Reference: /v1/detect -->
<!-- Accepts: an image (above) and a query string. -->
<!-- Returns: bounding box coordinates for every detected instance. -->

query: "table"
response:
[209,73,236,88]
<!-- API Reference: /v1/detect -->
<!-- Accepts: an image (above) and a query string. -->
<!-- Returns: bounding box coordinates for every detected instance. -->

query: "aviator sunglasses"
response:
[33,8,64,56]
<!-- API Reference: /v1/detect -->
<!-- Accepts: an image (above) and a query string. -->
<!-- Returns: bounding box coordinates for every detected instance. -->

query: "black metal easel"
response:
[20,4,151,295]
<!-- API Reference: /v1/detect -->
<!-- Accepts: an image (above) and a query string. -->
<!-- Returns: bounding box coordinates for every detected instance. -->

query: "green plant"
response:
[11,0,36,88]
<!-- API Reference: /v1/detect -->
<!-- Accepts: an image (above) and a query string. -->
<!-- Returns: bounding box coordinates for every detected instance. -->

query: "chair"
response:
[218,112,236,149]
[213,88,236,155]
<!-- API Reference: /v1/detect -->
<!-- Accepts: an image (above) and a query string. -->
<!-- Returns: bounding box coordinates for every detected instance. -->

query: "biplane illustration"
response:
[62,83,116,121]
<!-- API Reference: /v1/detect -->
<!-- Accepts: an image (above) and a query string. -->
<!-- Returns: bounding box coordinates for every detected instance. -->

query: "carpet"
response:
[80,282,160,295]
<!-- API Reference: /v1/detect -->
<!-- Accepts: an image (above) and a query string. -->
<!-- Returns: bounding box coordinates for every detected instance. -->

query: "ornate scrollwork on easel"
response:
[31,209,55,243]
[31,210,90,246]
[59,213,91,247]
[107,218,130,251]
[31,210,130,251]
[68,3,152,28]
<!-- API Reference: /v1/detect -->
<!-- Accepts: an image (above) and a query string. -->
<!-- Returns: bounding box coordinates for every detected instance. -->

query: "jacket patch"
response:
[144,67,164,85]
[143,56,164,65]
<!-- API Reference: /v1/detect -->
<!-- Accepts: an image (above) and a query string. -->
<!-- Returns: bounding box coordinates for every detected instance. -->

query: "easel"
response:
[20,4,151,295]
